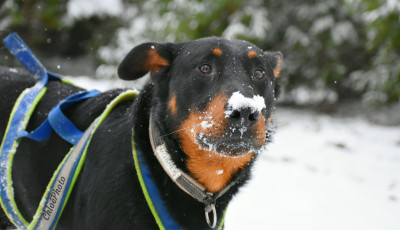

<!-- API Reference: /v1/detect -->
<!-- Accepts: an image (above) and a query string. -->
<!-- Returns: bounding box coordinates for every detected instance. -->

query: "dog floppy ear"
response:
[118,43,172,80]
[264,51,283,78]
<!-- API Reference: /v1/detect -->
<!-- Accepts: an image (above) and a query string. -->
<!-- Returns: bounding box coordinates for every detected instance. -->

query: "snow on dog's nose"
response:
[225,91,266,128]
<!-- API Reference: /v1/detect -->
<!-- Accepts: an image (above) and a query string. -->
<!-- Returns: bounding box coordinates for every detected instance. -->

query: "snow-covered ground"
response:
[226,108,400,230]
[68,76,400,230]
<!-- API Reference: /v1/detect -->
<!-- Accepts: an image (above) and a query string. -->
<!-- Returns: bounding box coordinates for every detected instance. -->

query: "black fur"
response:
[0,37,282,229]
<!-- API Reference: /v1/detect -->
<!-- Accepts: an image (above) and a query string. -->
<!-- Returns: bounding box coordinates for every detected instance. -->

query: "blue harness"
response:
[0,33,226,230]
[0,33,106,230]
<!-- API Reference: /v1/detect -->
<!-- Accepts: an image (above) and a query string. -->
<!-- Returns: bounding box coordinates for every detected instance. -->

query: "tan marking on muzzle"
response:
[177,93,255,192]
[253,113,273,146]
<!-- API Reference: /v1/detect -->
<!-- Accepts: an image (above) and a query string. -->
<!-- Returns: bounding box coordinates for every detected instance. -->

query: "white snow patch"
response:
[238,127,247,138]
[8,68,18,73]
[66,0,123,20]
[200,121,214,129]
[198,134,216,152]
[363,0,400,22]
[64,75,139,92]
[224,91,266,118]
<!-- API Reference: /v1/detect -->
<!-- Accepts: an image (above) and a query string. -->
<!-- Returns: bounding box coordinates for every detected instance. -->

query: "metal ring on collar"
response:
[205,203,217,228]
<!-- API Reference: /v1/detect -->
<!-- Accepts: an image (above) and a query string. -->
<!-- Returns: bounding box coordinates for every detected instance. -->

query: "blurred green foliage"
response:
[0,0,399,105]
[352,0,400,104]
[0,0,120,56]
[1,0,68,52]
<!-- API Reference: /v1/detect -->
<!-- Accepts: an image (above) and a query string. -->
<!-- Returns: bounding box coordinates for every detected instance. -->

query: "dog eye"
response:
[254,69,265,79]
[199,64,212,74]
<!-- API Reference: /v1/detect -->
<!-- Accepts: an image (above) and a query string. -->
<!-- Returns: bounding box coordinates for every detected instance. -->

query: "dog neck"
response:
[148,112,247,228]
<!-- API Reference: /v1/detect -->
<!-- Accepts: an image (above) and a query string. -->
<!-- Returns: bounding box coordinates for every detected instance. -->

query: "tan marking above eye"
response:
[248,51,257,59]
[212,48,223,56]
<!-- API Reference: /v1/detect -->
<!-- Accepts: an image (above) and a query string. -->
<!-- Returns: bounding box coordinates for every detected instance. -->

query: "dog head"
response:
[118,37,282,192]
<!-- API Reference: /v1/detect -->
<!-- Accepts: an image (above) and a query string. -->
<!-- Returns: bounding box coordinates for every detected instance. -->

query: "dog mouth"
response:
[194,118,267,157]
[196,134,260,157]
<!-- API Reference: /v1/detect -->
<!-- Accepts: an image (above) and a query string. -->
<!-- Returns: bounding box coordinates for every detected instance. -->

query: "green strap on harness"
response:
[0,87,48,228]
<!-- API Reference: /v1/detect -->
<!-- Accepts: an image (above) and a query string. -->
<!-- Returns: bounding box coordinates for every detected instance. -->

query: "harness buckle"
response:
[204,202,217,228]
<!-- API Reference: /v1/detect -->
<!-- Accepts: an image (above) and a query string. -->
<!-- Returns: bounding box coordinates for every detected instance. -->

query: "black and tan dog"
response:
[0,37,282,229]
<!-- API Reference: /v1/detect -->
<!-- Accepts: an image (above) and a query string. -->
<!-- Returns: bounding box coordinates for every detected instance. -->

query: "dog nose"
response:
[228,108,259,128]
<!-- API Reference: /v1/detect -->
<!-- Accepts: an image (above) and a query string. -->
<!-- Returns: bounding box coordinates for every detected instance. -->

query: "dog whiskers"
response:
[160,122,205,137]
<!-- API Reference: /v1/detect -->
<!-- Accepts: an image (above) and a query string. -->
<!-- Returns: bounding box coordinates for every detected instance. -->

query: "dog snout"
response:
[228,107,259,128]
[224,91,266,129]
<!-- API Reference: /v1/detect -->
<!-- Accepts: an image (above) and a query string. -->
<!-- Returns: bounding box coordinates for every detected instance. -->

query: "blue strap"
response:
[48,90,100,145]
[4,34,63,82]
[135,149,183,230]
[18,120,52,142]
[4,33,47,79]
[4,34,100,145]
[19,90,101,145]
[4,33,99,145]
[1,32,50,229]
